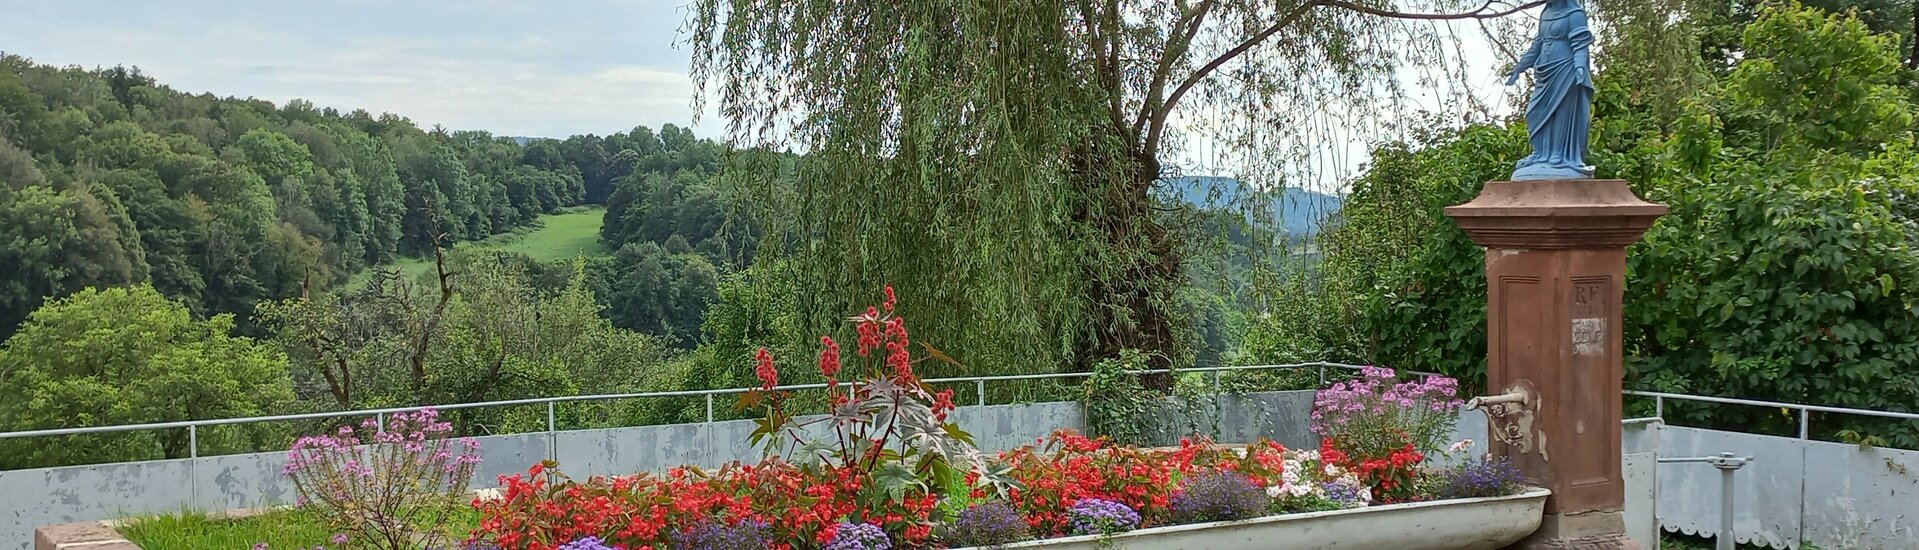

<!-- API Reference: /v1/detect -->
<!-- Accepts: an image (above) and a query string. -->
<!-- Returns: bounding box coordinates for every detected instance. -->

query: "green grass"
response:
[118,506,482,550]
[485,207,607,262]
[348,207,608,287]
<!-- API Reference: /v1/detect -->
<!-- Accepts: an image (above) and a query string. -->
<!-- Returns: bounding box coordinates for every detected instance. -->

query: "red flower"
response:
[818,336,842,379]
[933,389,956,422]
[882,285,897,313]
[855,308,881,357]
[755,348,778,390]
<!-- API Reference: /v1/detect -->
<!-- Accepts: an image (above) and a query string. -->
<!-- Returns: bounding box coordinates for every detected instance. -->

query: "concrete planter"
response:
[960,488,1550,550]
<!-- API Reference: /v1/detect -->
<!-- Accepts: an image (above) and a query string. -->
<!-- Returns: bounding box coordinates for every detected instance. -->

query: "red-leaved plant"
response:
[741,286,1011,501]
[472,287,1008,550]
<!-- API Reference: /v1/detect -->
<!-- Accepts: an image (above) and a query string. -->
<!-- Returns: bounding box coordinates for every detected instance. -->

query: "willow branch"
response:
[1146,0,1544,158]
[1135,0,1217,140]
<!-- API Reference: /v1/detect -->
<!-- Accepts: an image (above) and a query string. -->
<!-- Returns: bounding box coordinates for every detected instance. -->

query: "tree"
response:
[0,185,150,338]
[601,242,720,346]
[0,286,294,467]
[690,0,1549,376]
[1273,3,1919,446]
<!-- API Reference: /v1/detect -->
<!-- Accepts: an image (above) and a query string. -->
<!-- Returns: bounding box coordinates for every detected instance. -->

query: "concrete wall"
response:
[1624,422,1919,550]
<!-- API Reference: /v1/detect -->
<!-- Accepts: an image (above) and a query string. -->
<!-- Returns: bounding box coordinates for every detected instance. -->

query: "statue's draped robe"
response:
[1513,3,1595,180]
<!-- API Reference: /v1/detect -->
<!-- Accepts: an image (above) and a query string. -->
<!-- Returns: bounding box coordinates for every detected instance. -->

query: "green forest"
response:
[4,0,1919,469]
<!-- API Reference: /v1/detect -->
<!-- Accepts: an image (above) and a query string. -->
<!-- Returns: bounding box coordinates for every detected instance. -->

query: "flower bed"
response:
[136,287,1541,550]
[458,289,1539,550]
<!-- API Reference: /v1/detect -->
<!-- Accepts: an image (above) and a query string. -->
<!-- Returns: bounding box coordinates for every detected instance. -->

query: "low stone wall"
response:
[32,521,134,550]
[11,390,1436,550]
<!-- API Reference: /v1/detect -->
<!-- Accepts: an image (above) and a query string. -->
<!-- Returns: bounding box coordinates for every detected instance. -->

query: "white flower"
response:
[1293,483,1319,498]
[1448,439,1475,454]
[1267,485,1285,498]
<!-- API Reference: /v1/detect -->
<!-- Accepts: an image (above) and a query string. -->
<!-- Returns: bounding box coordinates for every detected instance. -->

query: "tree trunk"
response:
[1073,147,1181,390]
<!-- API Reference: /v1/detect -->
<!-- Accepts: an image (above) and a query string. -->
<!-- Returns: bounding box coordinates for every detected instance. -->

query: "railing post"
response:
[376,412,386,434]
[1798,409,1809,440]
[976,379,986,407]
[545,401,557,462]
[1316,365,1326,386]
[1717,452,1738,550]
[705,394,715,423]
[188,424,198,459]
[1211,370,1221,394]
[1655,396,1664,419]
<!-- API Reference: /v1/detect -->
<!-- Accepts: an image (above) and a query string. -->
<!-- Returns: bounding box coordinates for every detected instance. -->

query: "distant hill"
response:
[506,136,543,146]
[1157,176,1342,235]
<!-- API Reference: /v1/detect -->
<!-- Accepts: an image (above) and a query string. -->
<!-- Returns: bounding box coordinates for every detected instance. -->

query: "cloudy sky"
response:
[1,0,716,139]
[1,1,1521,189]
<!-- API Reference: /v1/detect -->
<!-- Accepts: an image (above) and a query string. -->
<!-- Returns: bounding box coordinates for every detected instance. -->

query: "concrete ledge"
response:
[960,487,1552,550]
[33,521,138,550]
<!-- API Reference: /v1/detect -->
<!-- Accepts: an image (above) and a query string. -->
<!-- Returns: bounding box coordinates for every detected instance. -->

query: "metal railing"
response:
[1658,452,1756,550]
[9,360,1911,460]
[1626,390,1919,440]
[0,361,1382,459]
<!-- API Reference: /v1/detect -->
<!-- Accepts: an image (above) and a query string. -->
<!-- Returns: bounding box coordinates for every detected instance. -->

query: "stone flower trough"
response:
[959,488,1551,550]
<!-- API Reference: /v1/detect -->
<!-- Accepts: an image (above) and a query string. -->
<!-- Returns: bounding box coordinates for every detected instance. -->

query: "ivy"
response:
[1082,349,1159,446]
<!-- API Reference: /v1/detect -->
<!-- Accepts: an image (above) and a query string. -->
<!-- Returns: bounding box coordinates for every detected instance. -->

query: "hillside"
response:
[349,207,608,285]
[1158,176,1342,235]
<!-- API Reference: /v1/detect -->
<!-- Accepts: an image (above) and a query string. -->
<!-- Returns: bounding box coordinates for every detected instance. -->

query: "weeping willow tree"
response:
[689,0,1544,375]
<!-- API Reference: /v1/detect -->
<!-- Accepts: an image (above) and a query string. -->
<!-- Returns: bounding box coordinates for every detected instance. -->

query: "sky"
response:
[0,1,1519,191]
[0,0,717,139]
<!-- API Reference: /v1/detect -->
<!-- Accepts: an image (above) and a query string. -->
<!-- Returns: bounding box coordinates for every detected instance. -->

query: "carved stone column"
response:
[1445,179,1666,550]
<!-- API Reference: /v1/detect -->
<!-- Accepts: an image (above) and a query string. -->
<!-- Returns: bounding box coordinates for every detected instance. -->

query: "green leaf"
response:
[873,462,922,500]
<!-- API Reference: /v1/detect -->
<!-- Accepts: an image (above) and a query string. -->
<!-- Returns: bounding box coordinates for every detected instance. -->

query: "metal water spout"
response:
[1466,381,1540,454]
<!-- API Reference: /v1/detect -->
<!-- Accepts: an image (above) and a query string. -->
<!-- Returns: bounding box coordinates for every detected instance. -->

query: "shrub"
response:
[941,501,1030,547]
[1082,349,1159,445]
[1311,366,1458,500]
[1066,499,1141,536]
[1311,366,1462,456]
[283,409,480,550]
[1169,471,1270,524]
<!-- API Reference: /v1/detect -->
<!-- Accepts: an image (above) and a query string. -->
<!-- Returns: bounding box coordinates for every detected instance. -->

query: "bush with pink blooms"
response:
[1310,366,1463,501]
[284,409,483,550]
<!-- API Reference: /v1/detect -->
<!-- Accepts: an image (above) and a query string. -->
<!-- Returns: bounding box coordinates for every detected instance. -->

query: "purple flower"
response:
[253,544,269,550]
[557,536,615,550]
[1067,498,1141,536]
[332,533,348,545]
[1439,455,1526,498]
[942,501,1030,546]
[824,522,891,550]
[1322,479,1370,505]
[1169,471,1271,523]
[675,520,771,550]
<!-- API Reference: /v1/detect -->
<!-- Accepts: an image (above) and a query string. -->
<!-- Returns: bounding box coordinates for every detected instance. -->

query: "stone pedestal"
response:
[1444,179,1667,550]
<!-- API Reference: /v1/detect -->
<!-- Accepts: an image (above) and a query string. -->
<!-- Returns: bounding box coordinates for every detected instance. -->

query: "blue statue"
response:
[1505,0,1595,181]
